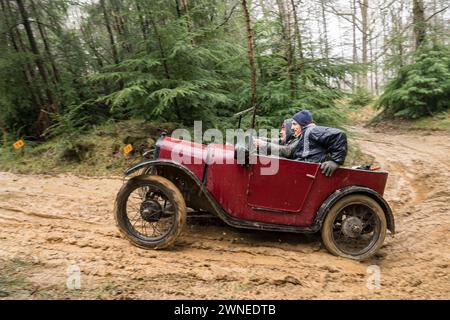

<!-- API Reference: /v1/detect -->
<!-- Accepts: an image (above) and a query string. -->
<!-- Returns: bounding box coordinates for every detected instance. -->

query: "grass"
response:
[0,257,130,299]
[0,119,178,176]
[0,258,30,298]
[412,110,450,131]
[368,109,450,133]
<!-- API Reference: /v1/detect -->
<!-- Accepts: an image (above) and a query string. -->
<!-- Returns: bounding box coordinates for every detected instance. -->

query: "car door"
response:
[247,155,320,213]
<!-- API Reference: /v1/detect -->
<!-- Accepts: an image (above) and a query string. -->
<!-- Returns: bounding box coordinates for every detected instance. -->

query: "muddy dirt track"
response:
[0,126,449,299]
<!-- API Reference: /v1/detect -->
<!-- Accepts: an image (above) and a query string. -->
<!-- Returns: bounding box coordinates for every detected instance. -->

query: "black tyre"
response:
[114,175,186,249]
[321,194,387,260]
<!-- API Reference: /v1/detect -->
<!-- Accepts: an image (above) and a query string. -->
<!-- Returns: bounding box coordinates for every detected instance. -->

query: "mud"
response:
[0,126,449,299]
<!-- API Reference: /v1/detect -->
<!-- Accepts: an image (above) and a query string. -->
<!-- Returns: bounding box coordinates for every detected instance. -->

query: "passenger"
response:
[292,110,347,176]
[254,110,347,177]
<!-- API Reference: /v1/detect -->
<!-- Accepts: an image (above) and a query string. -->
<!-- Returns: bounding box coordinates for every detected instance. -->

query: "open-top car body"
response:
[115,135,395,260]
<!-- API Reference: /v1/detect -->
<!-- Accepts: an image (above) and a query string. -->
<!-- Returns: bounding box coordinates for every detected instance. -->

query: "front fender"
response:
[124,159,200,179]
[314,186,395,234]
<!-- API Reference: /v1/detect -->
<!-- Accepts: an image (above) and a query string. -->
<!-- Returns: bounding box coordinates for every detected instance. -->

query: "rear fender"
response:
[314,186,395,234]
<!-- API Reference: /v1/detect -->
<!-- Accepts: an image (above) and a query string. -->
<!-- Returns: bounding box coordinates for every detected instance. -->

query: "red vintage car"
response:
[114,134,395,260]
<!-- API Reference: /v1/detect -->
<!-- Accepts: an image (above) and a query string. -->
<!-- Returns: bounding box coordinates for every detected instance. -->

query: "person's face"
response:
[280,126,286,141]
[291,120,302,137]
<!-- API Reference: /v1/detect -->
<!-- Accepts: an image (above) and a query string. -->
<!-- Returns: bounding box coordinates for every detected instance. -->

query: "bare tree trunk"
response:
[100,0,120,65]
[149,17,170,80]
[16,0,57,118]
[30,0,61,85]
[352,0,358,90]
[316,11,325,59]
[360,0,369,89]
[1,0,41,109]
[135,0,149,44]
[390,4,404,71]
[320,0,330,62]
[12,15,41,99]
[308,20,315,59]
[176,0,196,44]
[381,9,387,90]
[290,0,304,66]
[110,0,132,54]
[413,0,426,50]
[277,0,296,98]
[175,0,182,17]
[374,34,379,95]
[241,0,258,129]
[369,36,374,93]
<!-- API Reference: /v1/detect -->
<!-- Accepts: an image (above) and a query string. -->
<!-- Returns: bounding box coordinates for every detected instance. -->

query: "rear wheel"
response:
[321,194,387,260]
[114,175,186,249]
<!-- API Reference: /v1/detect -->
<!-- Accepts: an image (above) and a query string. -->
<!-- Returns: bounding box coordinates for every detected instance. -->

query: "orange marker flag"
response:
[13,139,25,150]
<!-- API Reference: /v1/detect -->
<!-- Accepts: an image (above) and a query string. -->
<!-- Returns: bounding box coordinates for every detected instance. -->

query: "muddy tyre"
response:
[114,175,186,249]
[321,194,387,260]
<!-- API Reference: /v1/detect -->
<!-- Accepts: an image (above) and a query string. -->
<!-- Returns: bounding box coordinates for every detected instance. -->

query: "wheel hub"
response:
[140,199,163,222]
[341,216,363,238]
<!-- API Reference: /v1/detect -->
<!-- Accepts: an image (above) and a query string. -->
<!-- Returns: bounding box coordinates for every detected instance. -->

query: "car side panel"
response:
[247,157,319,212]
[206,155,388,227]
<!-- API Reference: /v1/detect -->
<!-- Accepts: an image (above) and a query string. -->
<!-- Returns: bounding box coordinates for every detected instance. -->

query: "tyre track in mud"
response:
[0,126,449,299]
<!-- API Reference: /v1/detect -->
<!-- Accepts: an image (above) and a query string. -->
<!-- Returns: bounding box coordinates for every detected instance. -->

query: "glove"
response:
[320,161,339,177]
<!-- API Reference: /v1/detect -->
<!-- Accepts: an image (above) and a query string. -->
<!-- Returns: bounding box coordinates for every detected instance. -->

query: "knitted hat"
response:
[292,110,313,127]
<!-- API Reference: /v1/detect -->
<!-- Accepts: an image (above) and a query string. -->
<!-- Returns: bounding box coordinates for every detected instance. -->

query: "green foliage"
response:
[376,44,450,119]
[0,50,39,136]
[44,100,109,138]
[251,59,351,129]
[349,86,374,108]
[91,20,244,127]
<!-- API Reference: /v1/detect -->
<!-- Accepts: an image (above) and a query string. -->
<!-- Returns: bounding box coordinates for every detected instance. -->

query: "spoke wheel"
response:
[321,194,387,260]
[114,175,186,249]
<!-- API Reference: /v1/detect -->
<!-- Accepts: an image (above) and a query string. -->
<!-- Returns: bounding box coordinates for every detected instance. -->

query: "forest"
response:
[0,0,449,159]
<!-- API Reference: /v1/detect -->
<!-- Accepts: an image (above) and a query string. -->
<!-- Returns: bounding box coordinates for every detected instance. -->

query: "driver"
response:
[280,118,297,145]
[259,118,297,145]
[253,118,301,158]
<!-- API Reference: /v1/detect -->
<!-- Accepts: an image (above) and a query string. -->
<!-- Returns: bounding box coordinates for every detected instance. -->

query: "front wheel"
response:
[114,175,187,249]
[321,194,387,260]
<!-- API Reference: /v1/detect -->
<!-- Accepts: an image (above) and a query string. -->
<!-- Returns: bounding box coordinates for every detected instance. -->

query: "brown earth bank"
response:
[0,126,449,299]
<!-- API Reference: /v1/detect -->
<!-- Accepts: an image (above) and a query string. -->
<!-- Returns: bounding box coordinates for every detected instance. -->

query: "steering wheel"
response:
[234,134,258,165]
